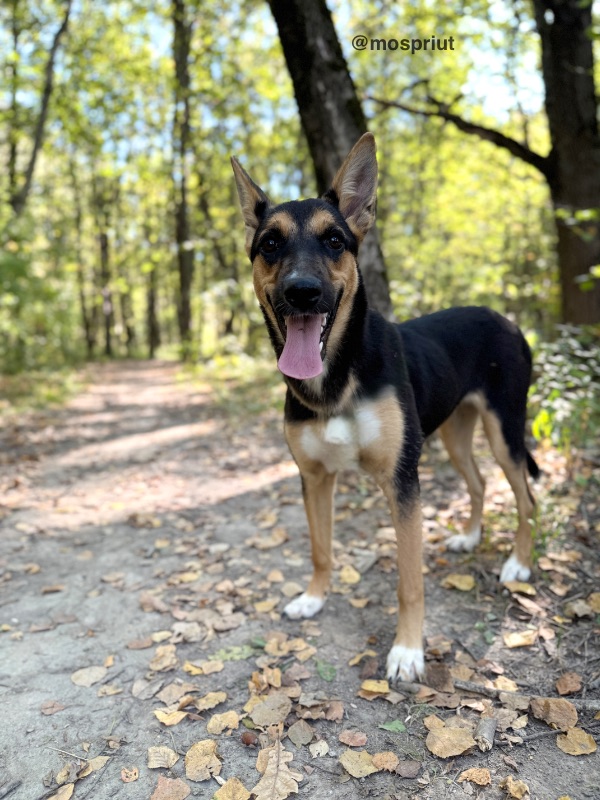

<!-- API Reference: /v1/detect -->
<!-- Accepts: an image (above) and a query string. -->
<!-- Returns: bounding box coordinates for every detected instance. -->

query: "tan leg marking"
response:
[439,399,486,551]
[481,409,536,581]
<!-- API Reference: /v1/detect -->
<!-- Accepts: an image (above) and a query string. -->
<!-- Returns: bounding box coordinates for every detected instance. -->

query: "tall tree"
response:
[268,0,393,319]
[172,0,195,356]
[370,0,600,324]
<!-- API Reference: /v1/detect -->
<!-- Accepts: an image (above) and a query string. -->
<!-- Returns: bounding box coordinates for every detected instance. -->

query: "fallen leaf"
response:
[458,767,491,786]
[287,719,314,747]
[494,676,519,692]
[504,581,536,596]
[360,679,389,695]
[77,756,110,778]
[251,741,301,799]
[564,599,593,618]
[556,672,582,696]
[441,573,475,591]
[254,598,279,614]
[423,714,445,731]
[70,666,107,687]
[530,697,577,730]
[185,740,222,781]
[587,592,600,613]
[150,774,191,800]
[47,786,74,800]
[121,767,139,783]
[339,729,368,747]
[309,740,329,758]
[395,759,421,778]
[503,630,537,648]
[41,700,65,715]
[378,719,407,733]
[214,777,251,800]
[246,527,288,549]
[556,727,597,756]
[194,691,227,712]
[499,775,530,798]
[339,749,380,778]
[249,692,292,727]
[150,644,179,672]
[372,751,399,771]
[348,597,369,608]
[97,683,122,697]
[425,726,476,758]
[339,565,361,584]
[348,649,378,667]
[154,709,188,726]
[207,710,240,734]
[148,746,180,769]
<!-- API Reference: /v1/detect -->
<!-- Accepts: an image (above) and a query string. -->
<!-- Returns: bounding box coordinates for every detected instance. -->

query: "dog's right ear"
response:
[231,157,271,255]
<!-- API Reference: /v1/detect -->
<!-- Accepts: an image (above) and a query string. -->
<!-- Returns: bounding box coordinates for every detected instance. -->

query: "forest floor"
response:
[0,360,599,800]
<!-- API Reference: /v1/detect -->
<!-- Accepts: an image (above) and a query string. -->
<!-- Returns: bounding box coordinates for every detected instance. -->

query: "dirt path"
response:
[0,361,598,800]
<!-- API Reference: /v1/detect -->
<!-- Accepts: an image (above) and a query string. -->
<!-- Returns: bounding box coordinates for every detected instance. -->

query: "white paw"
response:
[500,552,531,583]
[446,528,481,553]
[386,645,425,682]
[283,593,325,619]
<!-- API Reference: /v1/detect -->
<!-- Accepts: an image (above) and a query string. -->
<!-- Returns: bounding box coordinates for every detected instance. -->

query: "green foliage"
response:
[530,325,600,458]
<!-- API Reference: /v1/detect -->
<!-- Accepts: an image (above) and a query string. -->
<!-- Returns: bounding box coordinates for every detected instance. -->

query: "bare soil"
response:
[0,360,598,800]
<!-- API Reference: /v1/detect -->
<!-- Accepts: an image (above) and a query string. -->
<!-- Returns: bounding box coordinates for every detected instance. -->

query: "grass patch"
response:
[0,366,84,420]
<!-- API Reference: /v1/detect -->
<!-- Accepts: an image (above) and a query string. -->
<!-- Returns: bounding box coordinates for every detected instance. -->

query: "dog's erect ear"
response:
[324,133,378,242]
[231,157,272,255]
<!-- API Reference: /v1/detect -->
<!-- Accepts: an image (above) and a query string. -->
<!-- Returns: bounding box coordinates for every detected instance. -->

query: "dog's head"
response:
[231,134,378,381]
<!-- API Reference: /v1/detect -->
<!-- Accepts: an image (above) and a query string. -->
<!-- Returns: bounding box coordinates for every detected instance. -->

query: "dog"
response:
[231,133,538,681]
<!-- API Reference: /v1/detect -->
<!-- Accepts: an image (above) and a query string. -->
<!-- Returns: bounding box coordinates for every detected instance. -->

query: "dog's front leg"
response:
[284,462,337,619]
[382,483,425,682]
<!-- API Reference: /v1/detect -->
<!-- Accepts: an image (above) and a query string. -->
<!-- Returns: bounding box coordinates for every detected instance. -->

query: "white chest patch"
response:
[301,402,383,474]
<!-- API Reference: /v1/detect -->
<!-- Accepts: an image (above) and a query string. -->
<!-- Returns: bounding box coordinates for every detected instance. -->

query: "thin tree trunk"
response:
[69,156,95,357]
[268,0,393,319]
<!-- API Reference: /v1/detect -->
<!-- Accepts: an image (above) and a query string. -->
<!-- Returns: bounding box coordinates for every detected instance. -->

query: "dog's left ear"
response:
[324,132,378,242]
[231,157,272,255]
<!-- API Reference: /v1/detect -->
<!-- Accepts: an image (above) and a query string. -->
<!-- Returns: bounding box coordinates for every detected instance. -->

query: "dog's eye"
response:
[260,236,281,255]
[325,234,344,251]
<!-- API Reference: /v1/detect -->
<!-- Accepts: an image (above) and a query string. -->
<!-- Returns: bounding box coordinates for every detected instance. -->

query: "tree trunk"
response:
[532,0,600,324]
[69,157,95,357]
[268,0,393,319]
[172,0,195,357]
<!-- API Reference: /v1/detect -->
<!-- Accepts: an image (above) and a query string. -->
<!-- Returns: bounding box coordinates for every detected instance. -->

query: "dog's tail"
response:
[526,450,540,480]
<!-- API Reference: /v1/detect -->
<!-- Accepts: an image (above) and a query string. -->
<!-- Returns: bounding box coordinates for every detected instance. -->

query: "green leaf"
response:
[315,659,337,682]
[378,720,406,733]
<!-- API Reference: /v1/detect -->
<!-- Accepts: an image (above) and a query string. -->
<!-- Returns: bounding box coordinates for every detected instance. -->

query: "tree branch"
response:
[10,0,73,216]
[367,94,552,181]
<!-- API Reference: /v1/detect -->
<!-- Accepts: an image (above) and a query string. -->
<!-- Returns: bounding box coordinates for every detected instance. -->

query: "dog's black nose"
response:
[283,277,322,311]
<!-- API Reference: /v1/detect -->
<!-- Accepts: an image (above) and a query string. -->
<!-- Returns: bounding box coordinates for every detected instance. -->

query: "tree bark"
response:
[10,0,72,216]
[268,0,393,319]
[172,0,195,357]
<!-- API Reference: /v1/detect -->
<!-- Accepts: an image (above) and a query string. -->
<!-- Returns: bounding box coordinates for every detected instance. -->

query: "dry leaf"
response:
[148,746,180,769]
[348,597,369,608]
[556,727,597,756]
[530,697,577,731]
[556,672,582,696]
[194,691,227,712]
[348,649,378,666]
[287,720,314,747]
[441,573,475,591]
[395,759,421,778]
[500,775,530,798]
[494,676,519,692]
[78,756,110,778]
[154,709,188,726]
[254,598,280,614]
[339,749,380,778]
[207,710,240,734]
[309,740,329,758]
[503,630,537,648]
[587,592,600,613]
[339,565,361,584]
[185,740,221,781]
[339,729,368,747]
[246,527,288,549]
[360,679,389,695]
[458,767,491,786]
[121,767,139,783]
[41,700,65,715]
[423,714,445,731]
[70,666,107,687]
[150,774,191,800]
[504,581,536,596]
[372,751,399,772]
[48,786,74,800]
[250,692,292,727]
[425,726,476,758]
[150,644,178,672]
[251,741,301,800]
[214,777,251,800]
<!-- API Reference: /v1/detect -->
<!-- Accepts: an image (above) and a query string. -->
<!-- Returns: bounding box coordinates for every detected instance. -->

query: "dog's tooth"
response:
[320,341,324,352]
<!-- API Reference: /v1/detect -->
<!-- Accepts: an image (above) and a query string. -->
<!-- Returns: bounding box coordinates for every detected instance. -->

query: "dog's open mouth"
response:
[278,313,331,380]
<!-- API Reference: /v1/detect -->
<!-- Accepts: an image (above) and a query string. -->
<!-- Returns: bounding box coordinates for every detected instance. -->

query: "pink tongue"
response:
[278,315,323,379]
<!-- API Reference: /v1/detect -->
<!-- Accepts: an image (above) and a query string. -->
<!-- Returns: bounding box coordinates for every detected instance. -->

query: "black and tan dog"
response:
[232,134,538,681]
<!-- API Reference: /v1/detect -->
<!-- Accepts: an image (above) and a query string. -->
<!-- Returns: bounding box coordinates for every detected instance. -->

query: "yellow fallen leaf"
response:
[214,777,251,800]
[587,592,600,613]
[251,742,301,799]
[71,666,107,687]
[425,727,476,758]
[148,746,179,769]
[423,714,445,730]
[458,767,491,786]
[153,709,188,726]
[372,751,399,772]
[348,597,369,608]
[185,740,221,781]
[340,565,361,585]
[78,755,110,778]
[348,649,378,667]
[339,749,380,778]
[556,727,597,756]
[194,691,227,712]
[121,767,139,783]
[499,775,529,798]
[556,672,582,696]
[530,697,577,731]
[254,598,279,614]
[150,644,179,672]
[503,629,537,648]
[504,581,536,596]
[360,679,389,695]
[441,573,475,591]
[48,785,74,800]
[206,710,240,734]
[494,676,519,692]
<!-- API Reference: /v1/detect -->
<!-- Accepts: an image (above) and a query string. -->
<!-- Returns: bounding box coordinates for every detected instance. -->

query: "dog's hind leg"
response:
[481,408,536,582]
[282,454,337,619]
[439,398,486,553]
